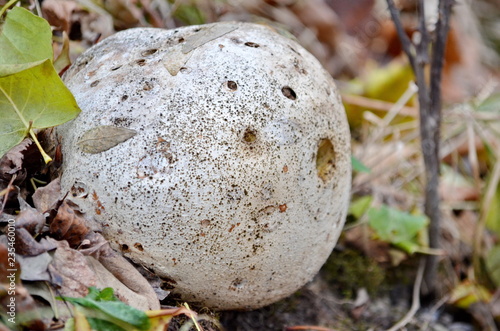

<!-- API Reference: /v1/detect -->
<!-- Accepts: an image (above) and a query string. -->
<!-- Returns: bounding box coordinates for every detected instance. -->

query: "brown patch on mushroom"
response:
[134,243,144,251]
[243,128,257,143]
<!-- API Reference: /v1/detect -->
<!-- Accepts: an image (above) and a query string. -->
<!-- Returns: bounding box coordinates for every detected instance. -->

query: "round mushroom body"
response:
[58,22,351,310]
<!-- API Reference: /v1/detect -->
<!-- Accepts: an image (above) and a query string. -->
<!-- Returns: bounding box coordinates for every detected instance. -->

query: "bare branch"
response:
[386,0,455,296]
[386,0,416,71]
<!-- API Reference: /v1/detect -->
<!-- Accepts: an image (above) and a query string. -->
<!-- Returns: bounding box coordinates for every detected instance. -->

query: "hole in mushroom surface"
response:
[141,49,158,56]
[111,65,122,71]
[134,243,144,251]
[70,181,88,198]
[230,278,245,290]
[90,80,100,87]
[120,244,130,252]
[316,138,336,183]
[136,59,146,66]
[281,86,296,100]
[243,128,257,143]
[244,42,260,48]
[227,81,237,91]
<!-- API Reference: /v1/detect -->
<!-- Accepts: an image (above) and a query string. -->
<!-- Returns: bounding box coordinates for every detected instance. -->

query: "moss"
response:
[320,249,386,299]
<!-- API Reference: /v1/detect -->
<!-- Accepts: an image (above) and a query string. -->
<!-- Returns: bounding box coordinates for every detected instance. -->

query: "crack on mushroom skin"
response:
[59,22,351,310]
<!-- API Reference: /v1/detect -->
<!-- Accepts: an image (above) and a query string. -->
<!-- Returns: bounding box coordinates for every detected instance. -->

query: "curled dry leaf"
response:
[85,256,153,311]
[77,125,137,154]
[47,238,97,298]
[12,228,55,256]
[80,232,160,310]
[16,197,45,235]
[135,263,170,301]
[0,139,35,184]
[50,200,90,248]
[40,236,159,312]
[32,177,61,213]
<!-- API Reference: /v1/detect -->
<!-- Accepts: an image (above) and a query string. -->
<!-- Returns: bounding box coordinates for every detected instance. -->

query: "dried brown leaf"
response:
[47,238,97,298]
[182,23,238,54]
[85,256,153,311]
[33,178,61,213]
[77,125,137,154]
[163,44,193,76]
[14,228,55,256]
[16,197,45,235]
[101,0,142,29]
[0,138,33,183]
[42,0,78,34]
[17,251,53,282]
[50,200,90,248]
[81,232,160,310]
[290,0,340,50]
[344,225,391,264]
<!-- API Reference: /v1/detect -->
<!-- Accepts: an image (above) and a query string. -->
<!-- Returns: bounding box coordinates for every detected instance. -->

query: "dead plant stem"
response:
[386,0,454,295]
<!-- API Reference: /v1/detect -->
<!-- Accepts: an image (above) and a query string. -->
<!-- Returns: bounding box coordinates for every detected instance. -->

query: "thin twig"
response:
[341,94,417,117]
[386,0,416,71]
[0,174,16,214]
[420,294,450,330]
[386,257,426,331]
[0,0,19,17]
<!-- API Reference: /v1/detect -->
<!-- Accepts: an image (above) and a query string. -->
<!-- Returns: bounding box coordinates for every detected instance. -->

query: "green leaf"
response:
[59,287,150,331]
[348,195,373,218]
[0,59,80,158]
[0,7,53,76]
[485,185,500,236]
[368,205,428,253]
[449,281,492,309]
[351,156,371,173]
[172,4,205,25]
[486,245,500,287]
[87,318,127,331]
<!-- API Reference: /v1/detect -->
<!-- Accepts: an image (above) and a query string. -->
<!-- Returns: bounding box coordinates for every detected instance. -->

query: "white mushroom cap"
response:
[58,22,351,310]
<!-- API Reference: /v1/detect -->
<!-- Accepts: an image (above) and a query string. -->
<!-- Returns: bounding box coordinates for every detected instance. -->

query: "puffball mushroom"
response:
[58,22,351,310]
